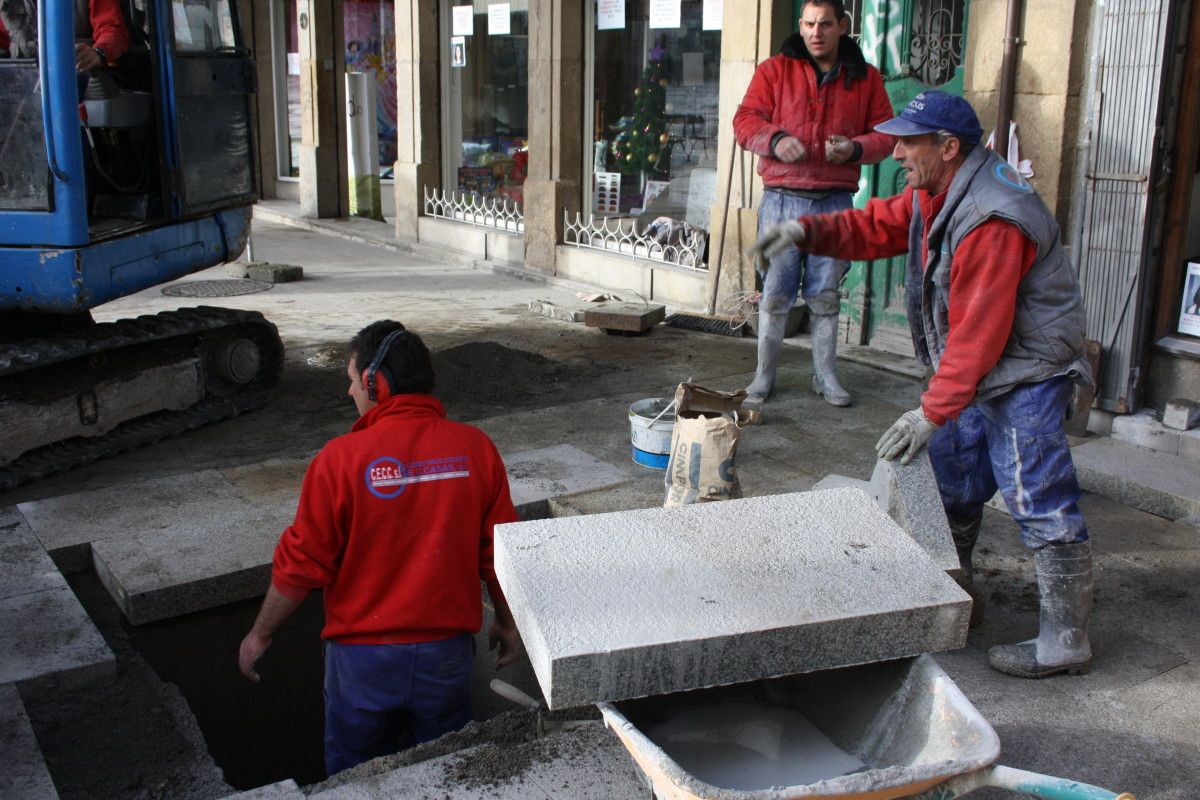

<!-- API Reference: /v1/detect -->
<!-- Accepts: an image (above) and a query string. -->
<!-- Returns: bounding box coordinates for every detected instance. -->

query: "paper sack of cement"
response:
[663,383,747,507]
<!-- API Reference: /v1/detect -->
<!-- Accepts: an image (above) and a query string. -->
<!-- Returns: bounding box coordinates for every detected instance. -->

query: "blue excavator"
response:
[0,0,283,490]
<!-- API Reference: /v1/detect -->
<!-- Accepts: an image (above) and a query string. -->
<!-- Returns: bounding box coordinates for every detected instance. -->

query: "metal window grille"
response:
[563,211,708,272]
[909,0,965,87]
[422,186,524,234]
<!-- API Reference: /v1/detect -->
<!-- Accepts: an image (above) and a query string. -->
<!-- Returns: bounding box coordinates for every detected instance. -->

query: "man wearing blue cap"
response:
[752,91,1097,679]
[733,0,895,411]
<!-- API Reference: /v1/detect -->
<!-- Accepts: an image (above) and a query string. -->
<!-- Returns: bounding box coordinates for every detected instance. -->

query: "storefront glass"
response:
[344,0,398,173]
[590,1,721,233]
[442,1,529,205]
[278,0,301,178]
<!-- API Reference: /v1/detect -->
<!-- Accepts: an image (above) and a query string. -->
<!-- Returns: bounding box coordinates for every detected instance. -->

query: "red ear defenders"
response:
[363,329,404,402]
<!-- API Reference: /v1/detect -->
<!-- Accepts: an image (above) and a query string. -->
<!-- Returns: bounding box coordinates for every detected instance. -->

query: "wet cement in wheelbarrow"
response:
[643,703,865,790]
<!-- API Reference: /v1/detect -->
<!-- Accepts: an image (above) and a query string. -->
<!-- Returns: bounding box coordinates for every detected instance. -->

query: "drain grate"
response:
[161,279,273,298]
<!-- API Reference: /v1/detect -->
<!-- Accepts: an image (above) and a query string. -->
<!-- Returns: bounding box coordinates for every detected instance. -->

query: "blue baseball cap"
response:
[874,91,984,145]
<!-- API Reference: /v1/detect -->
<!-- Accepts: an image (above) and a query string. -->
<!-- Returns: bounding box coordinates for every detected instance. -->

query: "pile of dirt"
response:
[433,342,571,406]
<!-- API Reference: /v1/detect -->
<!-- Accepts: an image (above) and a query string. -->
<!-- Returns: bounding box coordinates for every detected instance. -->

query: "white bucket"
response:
[629,398,675,469]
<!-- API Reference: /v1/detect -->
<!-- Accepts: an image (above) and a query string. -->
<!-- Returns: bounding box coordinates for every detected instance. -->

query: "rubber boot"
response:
[745,306,788,406]
[988,540,1094,678]
[948,508,986,628]
[809,313,851,407]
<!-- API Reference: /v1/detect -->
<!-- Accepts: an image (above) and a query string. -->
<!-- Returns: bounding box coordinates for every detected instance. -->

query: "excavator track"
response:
[0,307,283,492]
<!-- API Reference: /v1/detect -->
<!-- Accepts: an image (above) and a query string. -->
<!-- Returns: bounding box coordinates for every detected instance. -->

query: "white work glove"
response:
[749,221,808,266]
[876,408,940,465]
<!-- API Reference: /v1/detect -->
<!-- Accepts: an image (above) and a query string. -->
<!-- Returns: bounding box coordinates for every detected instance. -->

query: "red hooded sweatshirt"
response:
[270,394,517,644]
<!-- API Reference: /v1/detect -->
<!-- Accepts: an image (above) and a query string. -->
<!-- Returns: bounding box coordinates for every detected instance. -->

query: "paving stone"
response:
[503,444,630,512]
[0,683,59,799]
[246,262,304,283]
[867,454,960,574]
[17,470,243,574]
[1073,438,1200,521]
[91,499,294,625]
[810,455,958,574]
[495,488,970,709]
[1180,427,1200,462]
[0,507,68,599]
[217,779,304,799]
[1162,398,1200,431]
[583,301,665,333]
[0,588,114,690]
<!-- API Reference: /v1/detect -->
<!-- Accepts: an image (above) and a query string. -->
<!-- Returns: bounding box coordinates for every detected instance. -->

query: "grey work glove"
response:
[876,408,940,465]
[749,221,807,268]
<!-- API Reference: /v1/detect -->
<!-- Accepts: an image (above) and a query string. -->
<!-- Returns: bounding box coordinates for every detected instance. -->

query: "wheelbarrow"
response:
[597,655,1135,800]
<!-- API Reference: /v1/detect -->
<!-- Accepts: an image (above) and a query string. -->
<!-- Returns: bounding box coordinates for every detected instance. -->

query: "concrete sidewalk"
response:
[2,215,1197,799]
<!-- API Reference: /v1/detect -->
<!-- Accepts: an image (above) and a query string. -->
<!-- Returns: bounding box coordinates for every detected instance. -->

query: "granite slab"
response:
[0,507,68,599]
[867,454,959,574]
[0,588,115,690]
[0,683,59,799]
[495,488,970,709]
[503,444,629,510]
[1073,438,1200,521]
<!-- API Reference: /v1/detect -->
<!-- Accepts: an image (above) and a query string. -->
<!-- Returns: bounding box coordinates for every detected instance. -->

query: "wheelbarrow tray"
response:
[598,654,1000,800]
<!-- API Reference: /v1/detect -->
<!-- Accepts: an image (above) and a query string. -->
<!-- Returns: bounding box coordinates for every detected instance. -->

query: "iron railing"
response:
[562,211,707,271]
[422,186,524,234]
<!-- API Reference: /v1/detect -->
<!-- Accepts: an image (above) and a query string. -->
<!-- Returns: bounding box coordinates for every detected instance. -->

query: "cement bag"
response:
[663,383,747,507]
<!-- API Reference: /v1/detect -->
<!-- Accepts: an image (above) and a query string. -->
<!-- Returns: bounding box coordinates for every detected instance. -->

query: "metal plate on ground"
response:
[161,279,273,298]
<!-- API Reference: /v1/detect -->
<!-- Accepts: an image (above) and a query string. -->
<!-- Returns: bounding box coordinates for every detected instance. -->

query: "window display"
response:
[443,1,529,205]
[591,0,721,234]
[344,0,398,172]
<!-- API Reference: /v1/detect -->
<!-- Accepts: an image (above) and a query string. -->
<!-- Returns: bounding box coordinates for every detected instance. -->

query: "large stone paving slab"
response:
[0,683,59,799]
[495,488,970,709]
[1073,438,1200,521]
[502,444,629,511]
[0,588,115,690]
[0,507,68,599]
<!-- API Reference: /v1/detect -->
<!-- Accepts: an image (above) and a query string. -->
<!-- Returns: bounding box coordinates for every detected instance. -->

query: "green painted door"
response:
[791,0,970,354]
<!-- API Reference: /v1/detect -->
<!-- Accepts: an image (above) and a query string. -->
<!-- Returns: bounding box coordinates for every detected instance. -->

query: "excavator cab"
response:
[0,0,282,489]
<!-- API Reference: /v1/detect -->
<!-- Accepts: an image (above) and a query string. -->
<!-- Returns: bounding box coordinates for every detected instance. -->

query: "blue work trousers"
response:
[928,376,1087,550]
[323,633,475,776]
[757,189,853,317]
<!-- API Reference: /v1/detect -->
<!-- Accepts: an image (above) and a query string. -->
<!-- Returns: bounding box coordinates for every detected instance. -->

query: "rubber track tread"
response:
[0,307,284,492]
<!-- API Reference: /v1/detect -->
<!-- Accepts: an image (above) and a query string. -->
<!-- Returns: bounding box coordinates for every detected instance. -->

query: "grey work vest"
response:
[905,146,1093,404]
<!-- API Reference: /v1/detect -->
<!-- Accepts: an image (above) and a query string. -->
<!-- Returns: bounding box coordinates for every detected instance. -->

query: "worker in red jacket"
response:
[752,92,1097,680]
[733,0,894,412]
[238,321,522,775]
[0,0,129,68]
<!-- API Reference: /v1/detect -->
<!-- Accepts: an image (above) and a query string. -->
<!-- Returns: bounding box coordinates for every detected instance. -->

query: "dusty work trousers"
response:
[928,376,1088,550]
[757,189,853,317]
[323,633,475,776]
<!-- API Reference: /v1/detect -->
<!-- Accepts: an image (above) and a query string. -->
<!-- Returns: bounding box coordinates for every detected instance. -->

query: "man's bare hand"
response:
[238,631,272,682]
[74,43,102,71]
[825,135,856,165]
[773,135,806,163]
[488,621,522,669]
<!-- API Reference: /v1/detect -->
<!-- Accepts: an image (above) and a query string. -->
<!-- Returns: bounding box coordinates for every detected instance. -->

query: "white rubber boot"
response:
[745,305,788,406]
[810,313,851,407]
[988,541,1093,678]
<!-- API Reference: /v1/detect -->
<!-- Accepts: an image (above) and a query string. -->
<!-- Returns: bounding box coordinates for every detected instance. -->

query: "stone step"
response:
[1072,438,1200,523]
[1110,409,1200,462]
[0,683,59,799]
[18,446,630,625]
[495,488,970,710]
[0,508,115,691]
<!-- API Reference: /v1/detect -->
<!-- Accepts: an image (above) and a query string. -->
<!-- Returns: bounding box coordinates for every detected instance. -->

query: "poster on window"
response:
[1180,262,1200,337]
[344,0,398,168]
[451,5,473,36]
[488,3,511,35]
[450,35,467,68]
[597,0,624,30]
[649,0,681,29]
[703,0,723,30]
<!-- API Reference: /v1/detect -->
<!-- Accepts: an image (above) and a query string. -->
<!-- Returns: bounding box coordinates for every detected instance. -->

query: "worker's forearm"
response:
[486,578,516,628]
[249,584,305,638]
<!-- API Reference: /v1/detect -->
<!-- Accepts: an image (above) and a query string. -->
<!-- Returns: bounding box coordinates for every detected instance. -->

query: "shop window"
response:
[344,0,398,174]
[441,1,529,207]
[587,0,721,258]
[271,0,302,178]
